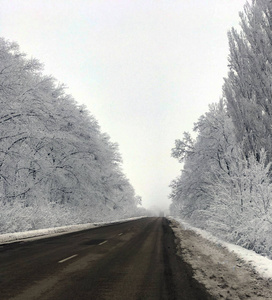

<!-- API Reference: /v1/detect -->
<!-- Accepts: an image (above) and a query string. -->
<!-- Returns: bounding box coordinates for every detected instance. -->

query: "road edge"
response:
[0,216,147,245]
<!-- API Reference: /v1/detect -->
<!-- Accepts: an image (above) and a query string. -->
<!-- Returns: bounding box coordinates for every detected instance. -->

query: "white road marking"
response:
[118,233,123,236]
[58,254,78,263]
[99,240,108,246]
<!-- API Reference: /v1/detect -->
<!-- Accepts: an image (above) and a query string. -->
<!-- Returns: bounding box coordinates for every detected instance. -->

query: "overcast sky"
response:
[0,0,246,212]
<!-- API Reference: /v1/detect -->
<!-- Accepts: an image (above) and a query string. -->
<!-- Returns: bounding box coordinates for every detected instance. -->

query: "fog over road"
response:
[0,218,211,300]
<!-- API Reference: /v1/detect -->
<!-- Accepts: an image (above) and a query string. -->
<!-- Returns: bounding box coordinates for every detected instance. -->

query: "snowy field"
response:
[170,217,272,299]
[0,216,145,245]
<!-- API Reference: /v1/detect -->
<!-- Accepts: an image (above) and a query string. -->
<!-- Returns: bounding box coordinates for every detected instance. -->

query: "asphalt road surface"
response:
[0,217,212,300]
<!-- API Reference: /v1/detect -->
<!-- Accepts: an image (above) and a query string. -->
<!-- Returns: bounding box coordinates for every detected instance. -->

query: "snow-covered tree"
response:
[170,101,237,224]
[170,0,272,257]
[224,0,272,161]
[0,38,141,233]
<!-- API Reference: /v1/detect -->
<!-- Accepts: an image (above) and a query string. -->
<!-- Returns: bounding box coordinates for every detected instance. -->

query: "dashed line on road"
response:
[118,233,123,236]
[58,254,78,263]
[99,240,108,246]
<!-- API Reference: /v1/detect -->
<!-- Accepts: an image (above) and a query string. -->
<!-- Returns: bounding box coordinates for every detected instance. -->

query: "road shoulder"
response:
[169,218,272,299]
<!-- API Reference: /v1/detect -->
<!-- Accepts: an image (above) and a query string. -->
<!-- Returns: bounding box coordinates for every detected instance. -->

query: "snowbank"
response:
[171,217,272,280]
[0,216,145,245]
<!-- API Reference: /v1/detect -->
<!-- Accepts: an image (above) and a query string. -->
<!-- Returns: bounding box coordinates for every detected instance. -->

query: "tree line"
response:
[0,38,142,233]
[170,0,272,257]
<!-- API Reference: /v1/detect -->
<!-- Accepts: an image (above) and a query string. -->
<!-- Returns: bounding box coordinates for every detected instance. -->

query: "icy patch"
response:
[0,216,145,245]
[172,217,272,280]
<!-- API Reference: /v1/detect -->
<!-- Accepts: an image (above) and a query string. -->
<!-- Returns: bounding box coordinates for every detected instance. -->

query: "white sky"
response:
[0,0,246,212]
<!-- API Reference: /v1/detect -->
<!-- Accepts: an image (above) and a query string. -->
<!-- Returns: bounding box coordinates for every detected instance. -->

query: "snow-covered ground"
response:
[0,216,145,245]
[169,217,272,299]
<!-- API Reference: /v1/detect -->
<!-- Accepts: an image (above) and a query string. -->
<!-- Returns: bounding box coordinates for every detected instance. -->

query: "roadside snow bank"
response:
[174,217,272,280]
[0,216,145,245]
[169,217,272,299]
